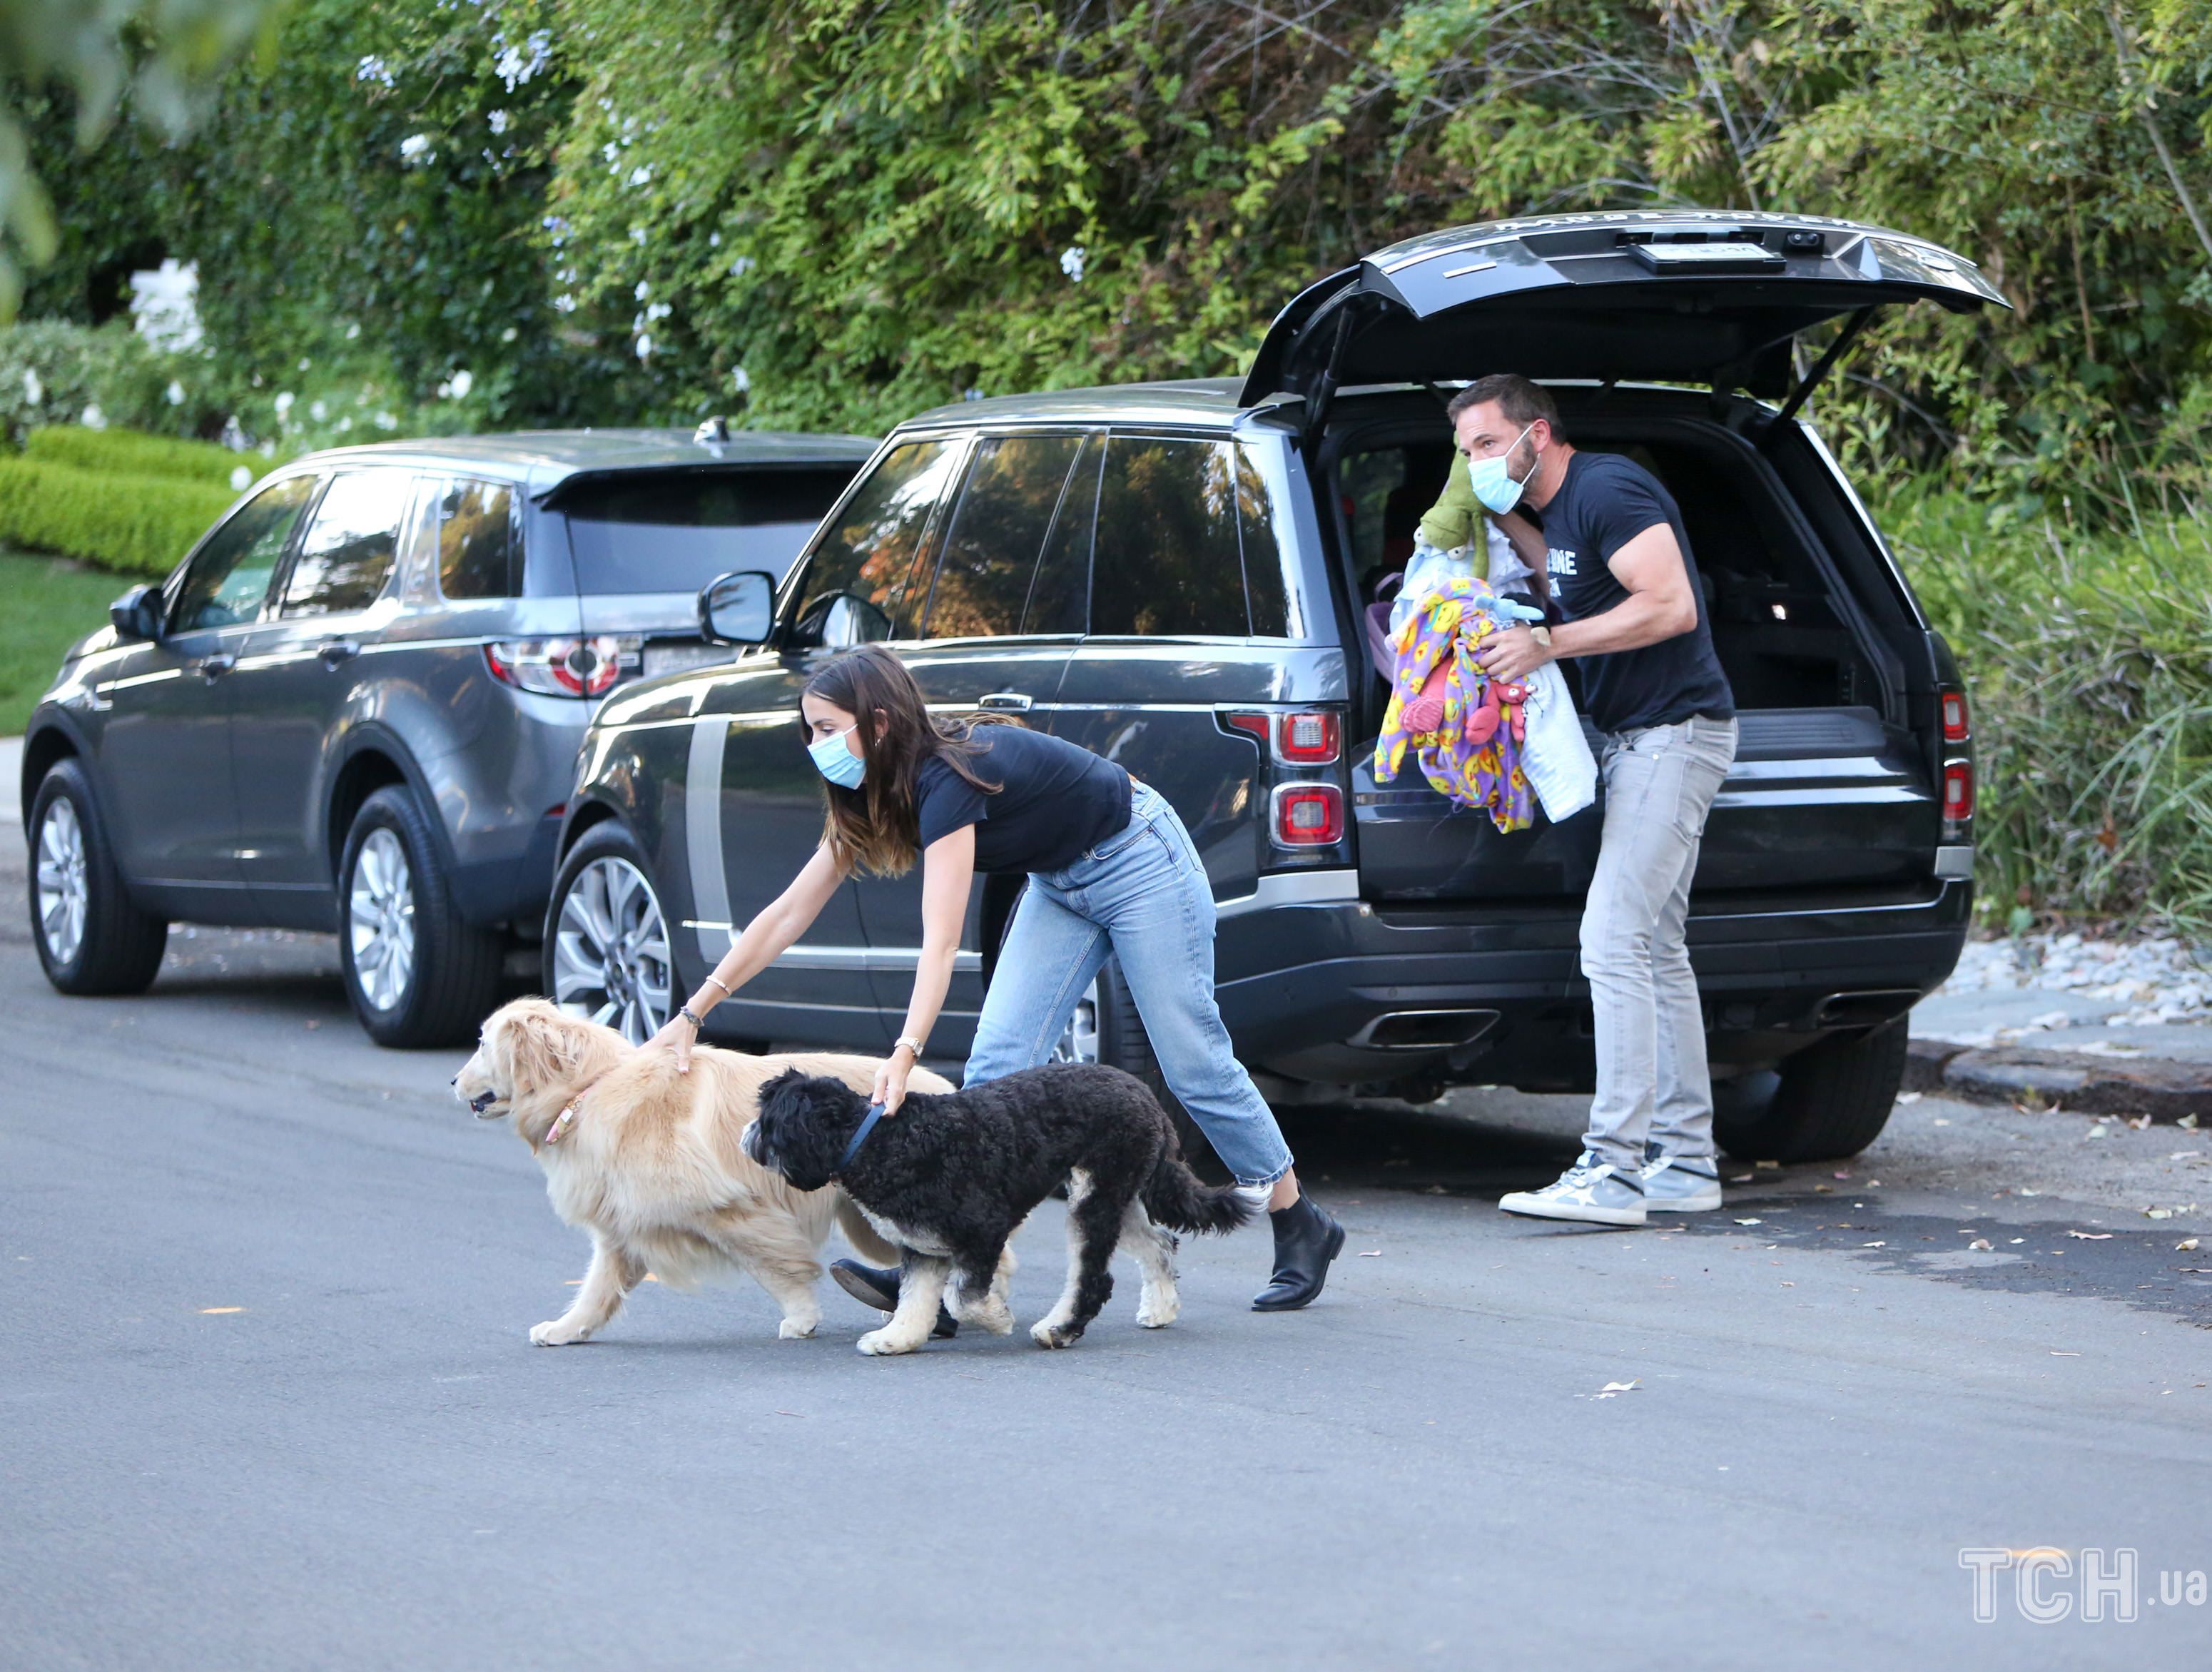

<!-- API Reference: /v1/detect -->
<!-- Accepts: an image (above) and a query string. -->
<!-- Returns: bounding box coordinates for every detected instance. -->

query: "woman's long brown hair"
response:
[801,644,1009,876]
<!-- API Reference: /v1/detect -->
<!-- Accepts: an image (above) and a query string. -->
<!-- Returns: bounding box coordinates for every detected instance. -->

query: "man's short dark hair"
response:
[1446,373,1560,433]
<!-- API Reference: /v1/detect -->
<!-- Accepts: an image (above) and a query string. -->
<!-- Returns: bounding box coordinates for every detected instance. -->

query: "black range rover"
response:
[548,210,1992,1163]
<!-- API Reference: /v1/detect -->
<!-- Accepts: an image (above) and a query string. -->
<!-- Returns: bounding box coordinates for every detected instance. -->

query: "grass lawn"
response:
[1,548,126,734]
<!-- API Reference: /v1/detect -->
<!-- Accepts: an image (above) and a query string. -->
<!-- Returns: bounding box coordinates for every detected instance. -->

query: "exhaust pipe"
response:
[1350,1009,1502,1051]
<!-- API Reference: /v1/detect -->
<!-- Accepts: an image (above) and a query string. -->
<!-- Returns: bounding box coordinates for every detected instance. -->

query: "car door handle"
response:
[978,691,1033,711]
[317,639,361,668]
[196,652,237,681]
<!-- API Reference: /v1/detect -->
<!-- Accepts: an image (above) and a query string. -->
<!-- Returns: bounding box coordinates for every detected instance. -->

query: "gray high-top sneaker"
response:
[1498,1150,1647,1226]
[1639,1145,1723,1213]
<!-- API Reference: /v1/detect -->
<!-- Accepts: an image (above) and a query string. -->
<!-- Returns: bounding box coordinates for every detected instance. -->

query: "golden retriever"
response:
[454,998,952,1345]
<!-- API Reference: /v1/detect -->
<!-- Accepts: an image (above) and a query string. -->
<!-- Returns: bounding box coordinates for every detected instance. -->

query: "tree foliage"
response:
[27,0,2212,515]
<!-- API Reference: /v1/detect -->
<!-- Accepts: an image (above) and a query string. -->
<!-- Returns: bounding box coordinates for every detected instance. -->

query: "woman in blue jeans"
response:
[651,644,1344,1316]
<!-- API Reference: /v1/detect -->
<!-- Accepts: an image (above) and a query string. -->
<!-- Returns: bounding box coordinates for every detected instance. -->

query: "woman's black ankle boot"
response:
[1252,1194,1346,1312]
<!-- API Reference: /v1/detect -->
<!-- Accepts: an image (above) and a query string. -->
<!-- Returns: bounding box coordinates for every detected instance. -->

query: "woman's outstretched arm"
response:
[875,824,975,1113]
[652,841,846,1069]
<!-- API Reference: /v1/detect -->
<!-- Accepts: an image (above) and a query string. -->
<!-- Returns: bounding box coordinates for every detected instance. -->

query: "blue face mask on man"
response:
[808,724,866,789]
[1466,421,1538,515]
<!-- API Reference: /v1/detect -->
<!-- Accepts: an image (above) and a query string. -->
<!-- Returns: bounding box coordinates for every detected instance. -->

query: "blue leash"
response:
[838,1102,886,1175]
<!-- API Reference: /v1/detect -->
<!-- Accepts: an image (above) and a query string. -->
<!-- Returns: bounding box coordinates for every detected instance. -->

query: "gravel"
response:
[1943,931,2212,1026]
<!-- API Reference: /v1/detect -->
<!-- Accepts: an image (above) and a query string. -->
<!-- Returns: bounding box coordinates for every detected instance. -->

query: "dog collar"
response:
[545,1101,580,1145]
[837,1102,886,1175]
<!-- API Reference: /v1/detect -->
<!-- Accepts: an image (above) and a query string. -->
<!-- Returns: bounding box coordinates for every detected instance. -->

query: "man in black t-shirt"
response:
[1441,373,1739,1227]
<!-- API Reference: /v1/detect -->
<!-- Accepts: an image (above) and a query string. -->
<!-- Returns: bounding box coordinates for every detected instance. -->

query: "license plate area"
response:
[1630,241,1787,274]
[642,639,730,679]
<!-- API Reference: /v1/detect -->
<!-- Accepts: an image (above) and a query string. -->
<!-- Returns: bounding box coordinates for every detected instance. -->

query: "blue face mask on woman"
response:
[1466,422,1538,515]
[808,724,866,789]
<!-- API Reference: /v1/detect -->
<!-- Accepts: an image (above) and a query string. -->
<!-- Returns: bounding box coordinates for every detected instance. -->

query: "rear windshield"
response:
[561,467,857,596]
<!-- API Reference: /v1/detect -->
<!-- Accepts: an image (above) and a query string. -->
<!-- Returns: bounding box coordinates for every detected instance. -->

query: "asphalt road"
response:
[5,826,2210,1669]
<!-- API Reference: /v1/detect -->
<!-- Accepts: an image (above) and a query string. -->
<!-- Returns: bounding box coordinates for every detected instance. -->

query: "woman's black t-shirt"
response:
[913,725,1133,875]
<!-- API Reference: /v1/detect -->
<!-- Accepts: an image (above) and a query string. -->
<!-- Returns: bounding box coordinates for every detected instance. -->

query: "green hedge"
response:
[1892,499,2212,933]
[24,426,265,489]
[0,458,233,579]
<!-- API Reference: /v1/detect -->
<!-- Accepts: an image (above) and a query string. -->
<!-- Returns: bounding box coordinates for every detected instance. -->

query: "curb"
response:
[1907,1036,2212,1123]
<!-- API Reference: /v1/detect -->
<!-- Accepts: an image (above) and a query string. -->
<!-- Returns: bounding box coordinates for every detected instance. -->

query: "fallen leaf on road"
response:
[2011,1237,2024,1244]
[304,1020,320,1030]
[1861,1240,1887,1248]
[2147,1208,2173,1220]
[198,1307,243,1314]
[2050,1351,2081,1357]
[1734,1217,1763,1226]
[1969,1239,1994,1251]
[1933,1117,1951,1126]
[2178,1239,2201,1252]
[1423,1185,1449,1195]
[1356,1250,1383,1257]
[1727,1173,1754,1184]
[1815,1184,1834,1193]
[1780,1281,1795,1287]
[2180,1115,2200,1130]
[2086,1125,2111,1141]
[774,1410,802,1418]
[2019,1187,2041,1196]
[1595,1379,1640,1397]
[2128,1115,2152,1130]
[1756,1160,1780,1170]
[2066,1231,2114,1240]
[2172,1152,2200,1161]
[1896,1092,1922,1105]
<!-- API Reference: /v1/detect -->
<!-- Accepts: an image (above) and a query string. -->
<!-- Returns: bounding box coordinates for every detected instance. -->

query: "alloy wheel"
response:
[551,856,673,1045]
[348,827,417,1012]
[35,797,89,967]
[1052,977,1101,1065]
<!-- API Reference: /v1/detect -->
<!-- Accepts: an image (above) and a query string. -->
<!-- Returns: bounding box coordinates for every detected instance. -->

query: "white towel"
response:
[1516,660,1598,824]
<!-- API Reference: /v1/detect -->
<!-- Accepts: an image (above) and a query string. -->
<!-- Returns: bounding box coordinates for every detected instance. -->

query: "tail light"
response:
[1942,761,1975,828]
[485,637,626,698]
[1272,783,1344,846]
[1277,711,1341,765]
[1941,686,1969,743]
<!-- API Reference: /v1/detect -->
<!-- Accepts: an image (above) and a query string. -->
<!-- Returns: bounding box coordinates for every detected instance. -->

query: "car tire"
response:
[542,821,676,1045]
[339,785,502,1048]
[27,758,168,995]
[1094,957,1223,1177]
[1713,1018,1909,1163]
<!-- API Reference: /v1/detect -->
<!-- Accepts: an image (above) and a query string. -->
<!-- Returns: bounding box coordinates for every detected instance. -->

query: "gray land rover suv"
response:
[550,210,1994,1163]
[22,425,873,1045]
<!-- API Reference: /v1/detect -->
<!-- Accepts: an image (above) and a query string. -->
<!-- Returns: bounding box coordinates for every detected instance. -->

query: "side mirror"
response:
[818,593,893,647]
[109,583,164,642]
[697,570,777,646]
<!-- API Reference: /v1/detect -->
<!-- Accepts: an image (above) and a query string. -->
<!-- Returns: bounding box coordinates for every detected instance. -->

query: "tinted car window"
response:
[437,479,519,600]
[1090,436,1249,637]
[1234,444,1291,637]
[562,468,853,596]
[283,471,405,617]
[923,434,1084,640]
[1025,435,1098,635]
[792,440,963,644]
[170,475,318,631]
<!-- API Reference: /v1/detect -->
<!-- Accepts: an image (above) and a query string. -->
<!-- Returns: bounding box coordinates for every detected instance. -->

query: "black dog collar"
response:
[838,1102,887,1175]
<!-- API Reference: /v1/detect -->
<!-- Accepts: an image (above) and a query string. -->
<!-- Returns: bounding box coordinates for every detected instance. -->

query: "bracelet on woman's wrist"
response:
[893,1035,925,1058]
[678,1005,706,1030]
[701,974,731,997]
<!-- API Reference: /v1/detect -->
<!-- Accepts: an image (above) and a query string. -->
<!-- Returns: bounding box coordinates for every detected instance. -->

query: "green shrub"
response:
[1891,497,2212,933]
[0,457,233,579]
[0,320,191,440]
[24,425,264,489]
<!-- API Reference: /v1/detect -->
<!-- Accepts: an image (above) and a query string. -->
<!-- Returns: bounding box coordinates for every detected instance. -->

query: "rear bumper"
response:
[1214,875,1972,1090]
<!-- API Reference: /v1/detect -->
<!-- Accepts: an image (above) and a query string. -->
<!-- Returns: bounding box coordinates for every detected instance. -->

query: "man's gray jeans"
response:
[1579,715,1738,1172]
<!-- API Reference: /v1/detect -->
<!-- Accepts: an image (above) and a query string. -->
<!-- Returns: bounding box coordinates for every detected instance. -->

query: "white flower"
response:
[499,325,517,343]
[1060,245,1087,283]
[636,334,653,359]
[273,391,296,420]
[220,415,247,450]
[553,293,577,313]
[709,233,721,248]
[630,225,649,246]
[374,411,398,431]
[21,368,42,405]
[229,465,253,492]
[493,29,552,92]
[634,280,650,300]
[450,369,473,399]
[80,404,106,430]
[166,380,186,405]
[729,254,755,278]
[962,387,984,401]
[646,301,671,322]
[488,109,509,136]
[345,321,361,340]
[308,399,328,422]
[628,166,652,188]
[355,55,395,88]
[298,357,311,371]
[400,133,435,166]
[730,366,751,395]
[336,417,352,432]
[601,142,619,166]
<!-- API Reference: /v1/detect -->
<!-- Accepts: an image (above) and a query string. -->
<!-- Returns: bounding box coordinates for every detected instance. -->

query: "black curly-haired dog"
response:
[744,1062,1251,1354]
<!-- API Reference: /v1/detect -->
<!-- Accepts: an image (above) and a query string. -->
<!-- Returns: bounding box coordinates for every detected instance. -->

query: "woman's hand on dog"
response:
[649,1011,698,1073]
[871,1049,914,1115]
